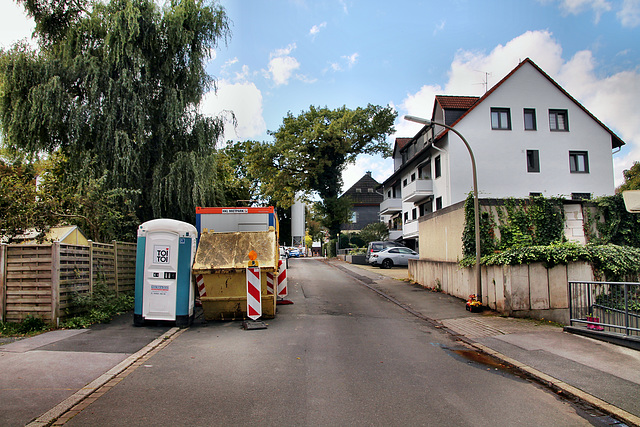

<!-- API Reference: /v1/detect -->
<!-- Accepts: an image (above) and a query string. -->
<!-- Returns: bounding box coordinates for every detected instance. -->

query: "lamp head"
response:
[404,115,431,125]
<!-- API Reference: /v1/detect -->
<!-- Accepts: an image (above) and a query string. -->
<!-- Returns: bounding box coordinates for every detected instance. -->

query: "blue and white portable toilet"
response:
[134,219,198,328]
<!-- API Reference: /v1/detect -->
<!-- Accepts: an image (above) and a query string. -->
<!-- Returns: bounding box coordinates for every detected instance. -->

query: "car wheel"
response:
[382,259,393,269]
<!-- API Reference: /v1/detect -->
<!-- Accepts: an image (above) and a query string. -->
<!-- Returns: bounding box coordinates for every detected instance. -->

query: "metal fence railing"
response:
[568,281,640,337]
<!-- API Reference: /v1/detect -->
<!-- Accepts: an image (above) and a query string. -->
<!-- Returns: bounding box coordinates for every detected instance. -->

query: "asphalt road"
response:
[66,258,597,426]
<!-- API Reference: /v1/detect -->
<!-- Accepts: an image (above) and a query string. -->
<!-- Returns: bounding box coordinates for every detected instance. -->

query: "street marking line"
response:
[26,327,186,427]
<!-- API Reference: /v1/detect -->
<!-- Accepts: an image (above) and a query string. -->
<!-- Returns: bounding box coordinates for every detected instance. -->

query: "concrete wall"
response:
[409,259,594,324]
[418,201,466,262]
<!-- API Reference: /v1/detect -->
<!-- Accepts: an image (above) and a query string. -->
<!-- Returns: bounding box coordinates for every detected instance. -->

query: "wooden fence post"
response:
[113,240,119,296]
[88,240,94,296]
[51,242,61,326]
[0,244,6,322]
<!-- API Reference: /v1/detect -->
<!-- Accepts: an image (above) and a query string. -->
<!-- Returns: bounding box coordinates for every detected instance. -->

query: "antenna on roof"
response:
[474,70,492,93]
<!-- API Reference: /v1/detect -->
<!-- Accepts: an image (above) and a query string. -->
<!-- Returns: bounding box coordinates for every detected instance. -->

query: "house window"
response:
[403,179,408,187]
[350,212,357,223]
[491,108,511,130]
[434,155,441,178]
[549,109,569,131]
[526,150,540,173]
[412,208,417,220]
[404,212,409,223]
[387,190,391,198]
[571,193,591,200]
[411,173,416,182]
[355,188,362,193]
[569,151,589,173]
[368,188,373,193]
[419,160,431,179]
[530,192,542,197]
[435,197,443,210]
[524,109,536,130]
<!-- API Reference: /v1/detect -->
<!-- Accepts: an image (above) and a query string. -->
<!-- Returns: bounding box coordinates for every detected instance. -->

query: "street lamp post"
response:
[404,115,482,302]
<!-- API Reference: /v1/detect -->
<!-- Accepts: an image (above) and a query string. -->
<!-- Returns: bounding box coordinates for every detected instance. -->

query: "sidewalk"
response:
[0,314,172,427]
[329,259,640,427]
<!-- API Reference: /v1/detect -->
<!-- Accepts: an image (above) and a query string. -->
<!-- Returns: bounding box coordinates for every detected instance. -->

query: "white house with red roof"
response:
[380,58,624,250]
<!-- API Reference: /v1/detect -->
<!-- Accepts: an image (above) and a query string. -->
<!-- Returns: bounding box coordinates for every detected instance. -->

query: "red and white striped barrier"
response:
[196,274,207,297]
[276,259,287,298]
[266,271,275,295]
[246,266,262,320]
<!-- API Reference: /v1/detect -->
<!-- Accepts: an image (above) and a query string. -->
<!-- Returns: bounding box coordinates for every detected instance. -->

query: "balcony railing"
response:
[403,219,419,238]
[380,197,402,214]
[402,178,433,203]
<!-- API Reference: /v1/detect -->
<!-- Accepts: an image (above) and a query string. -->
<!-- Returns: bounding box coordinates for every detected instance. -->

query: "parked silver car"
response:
[366,240,405,264]
[370,247,419,269]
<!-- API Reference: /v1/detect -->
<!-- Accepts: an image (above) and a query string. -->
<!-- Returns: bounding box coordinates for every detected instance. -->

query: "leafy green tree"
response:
[0,0,230,224]
[359,221,389,243]
[0,160,43,238]
[306,205,325,243]
[617,161,640,192]
[0,153,139,242]
[246,104,396,238]
[220,140,261,205]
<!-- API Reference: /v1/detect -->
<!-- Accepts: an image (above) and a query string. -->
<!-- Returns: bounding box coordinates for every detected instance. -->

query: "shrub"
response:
[460,242,640,281]
[61,283,134,329]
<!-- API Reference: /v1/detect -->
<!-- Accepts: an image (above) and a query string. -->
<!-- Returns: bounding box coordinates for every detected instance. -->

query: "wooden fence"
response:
[0,241,136,325]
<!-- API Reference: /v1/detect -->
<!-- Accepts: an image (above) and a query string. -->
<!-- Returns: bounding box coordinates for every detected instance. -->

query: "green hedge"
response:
[460,242,640,281]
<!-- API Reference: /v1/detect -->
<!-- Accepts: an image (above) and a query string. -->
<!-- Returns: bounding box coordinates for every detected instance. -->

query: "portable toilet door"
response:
[134,219,198,328]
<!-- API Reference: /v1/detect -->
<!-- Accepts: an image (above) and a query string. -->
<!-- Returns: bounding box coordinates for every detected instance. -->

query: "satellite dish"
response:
[622,190,640,213]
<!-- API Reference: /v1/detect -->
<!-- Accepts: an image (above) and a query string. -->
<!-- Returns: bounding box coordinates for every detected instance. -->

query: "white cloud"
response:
[309,22,327,38]
[339,0,349,14]
[559,0,612,22]
[269,56,301,86]
[200,79,266,143]
[344,53,359,67]
[556,50,640,186]
[272,43,296,58]
[433,20,446,36]
[328,52,359,72]
[267,44,301,86]
[0,2,36,50]
[396,30,640,187]
[553,0,640,26]
[618,0,640,27]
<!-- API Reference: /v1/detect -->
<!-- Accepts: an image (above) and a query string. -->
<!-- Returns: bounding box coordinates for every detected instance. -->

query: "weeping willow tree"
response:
[0,0,231,225]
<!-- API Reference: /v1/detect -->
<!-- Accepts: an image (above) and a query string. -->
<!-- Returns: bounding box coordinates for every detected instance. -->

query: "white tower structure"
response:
[291,196,305,246]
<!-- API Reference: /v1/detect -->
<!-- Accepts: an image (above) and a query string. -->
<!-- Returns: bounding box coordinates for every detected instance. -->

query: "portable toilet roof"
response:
[138,218,198,238]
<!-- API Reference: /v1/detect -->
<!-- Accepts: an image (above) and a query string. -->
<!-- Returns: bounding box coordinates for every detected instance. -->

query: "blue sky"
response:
[2,0,640,192]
